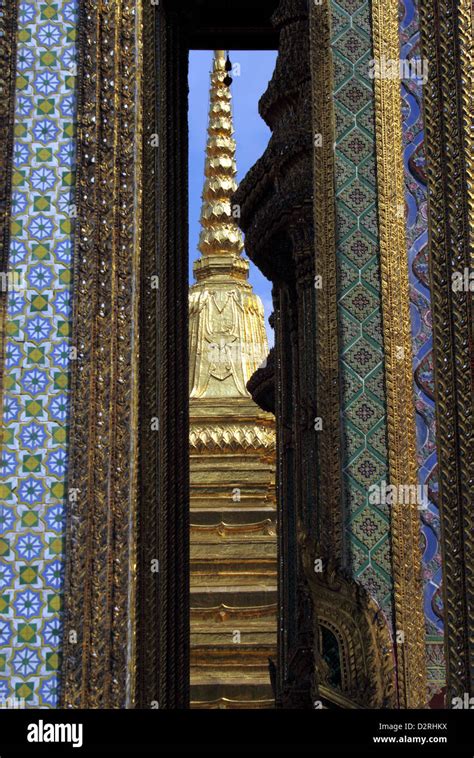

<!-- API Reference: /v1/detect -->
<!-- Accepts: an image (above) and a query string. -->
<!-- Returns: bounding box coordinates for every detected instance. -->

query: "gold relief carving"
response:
[189,51,270,403]
[309,1,343,559]
[60,0,142,709]
[371,0,427,708]
[455,0,474,694]
[302,545,396,708]
[190,422,275,450]
[191,649,275,662]
[191,570,276,583]
[189,289,269,398]
[418,0,474,699]
[0,0,19,431]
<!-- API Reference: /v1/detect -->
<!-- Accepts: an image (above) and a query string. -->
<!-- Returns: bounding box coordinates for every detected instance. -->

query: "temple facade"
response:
[0,0,471,713]
[189,51,277,707]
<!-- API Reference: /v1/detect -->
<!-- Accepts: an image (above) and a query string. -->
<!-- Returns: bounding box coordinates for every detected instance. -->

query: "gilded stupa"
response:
[189,50,277,708]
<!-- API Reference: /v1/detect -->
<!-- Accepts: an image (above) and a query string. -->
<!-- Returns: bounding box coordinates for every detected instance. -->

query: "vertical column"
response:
[309,0,342,564]
[290,222,318,538]
[372,0,427,708]
[60,0,142,708]
[0,0,78,707]
[136,1,190,709]
[419,0,474,702]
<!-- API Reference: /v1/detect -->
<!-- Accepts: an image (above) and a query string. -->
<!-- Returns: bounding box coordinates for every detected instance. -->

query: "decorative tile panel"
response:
[0,0,77,707]
[330,0,392,619]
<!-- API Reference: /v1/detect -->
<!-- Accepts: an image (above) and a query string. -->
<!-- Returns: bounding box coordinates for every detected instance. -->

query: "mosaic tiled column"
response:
[329,0,392,620]
[329,0,427,706]
[0,0,77,707]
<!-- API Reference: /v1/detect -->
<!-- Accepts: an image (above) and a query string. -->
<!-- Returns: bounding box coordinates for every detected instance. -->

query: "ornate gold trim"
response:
[60,0,142,709]
[419,0,474,700]
[309,0,342,559]
[126,0,144,709]
[190,423,275,450]
[136,0,160,707]
[302,549,396,708]
[0,0,19,433]
[371,0,427,708]
[457,1,474,238]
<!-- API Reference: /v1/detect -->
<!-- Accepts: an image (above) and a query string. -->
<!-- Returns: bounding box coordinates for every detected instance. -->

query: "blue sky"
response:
[188,50,277,346]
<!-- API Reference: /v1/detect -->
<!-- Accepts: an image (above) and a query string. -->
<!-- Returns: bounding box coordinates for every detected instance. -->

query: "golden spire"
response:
[189,54,276,711]
[194,50,247,282]
[189,50,269,399]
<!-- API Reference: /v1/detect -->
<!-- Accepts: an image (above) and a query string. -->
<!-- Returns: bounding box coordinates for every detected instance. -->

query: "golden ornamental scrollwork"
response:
[301,536,397,709]
[371,0,427,708]
[61,0,143,709]
[190,422,275,451]
[309,0,343,567]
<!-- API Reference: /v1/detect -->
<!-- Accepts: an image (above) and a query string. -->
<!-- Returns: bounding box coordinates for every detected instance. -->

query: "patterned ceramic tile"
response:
[330,0,392,620]
[1,0,77,707]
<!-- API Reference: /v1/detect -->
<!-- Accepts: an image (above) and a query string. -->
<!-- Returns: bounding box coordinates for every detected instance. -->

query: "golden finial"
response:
[194,50,247,282]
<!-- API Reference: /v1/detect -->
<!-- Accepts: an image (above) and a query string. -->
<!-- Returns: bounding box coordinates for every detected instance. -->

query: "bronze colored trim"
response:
[309,0,342,560]
[136,2,190,709]
[60,0,142,708]
[0,0,19,430]
[127,0,144,709]
[136,0,159,709]
[419,0,474,701]
[371,0,427,708]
